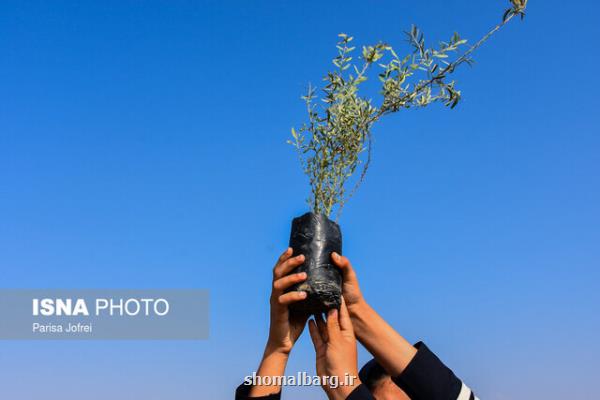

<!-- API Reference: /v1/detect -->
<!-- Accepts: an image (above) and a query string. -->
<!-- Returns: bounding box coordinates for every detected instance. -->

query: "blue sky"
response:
[1,1,599,399]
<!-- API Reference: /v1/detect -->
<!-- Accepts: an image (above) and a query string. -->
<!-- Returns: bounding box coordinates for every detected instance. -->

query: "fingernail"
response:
[298,254,305,261]
[299,272,307,278]
[332,252,339,259]
[299,291,307,298]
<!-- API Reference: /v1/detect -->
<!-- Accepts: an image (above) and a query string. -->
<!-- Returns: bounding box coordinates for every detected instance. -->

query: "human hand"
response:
[248,248,309,397]
[308,298,362,400]
[331,252,365,313]
[266,247,309,355]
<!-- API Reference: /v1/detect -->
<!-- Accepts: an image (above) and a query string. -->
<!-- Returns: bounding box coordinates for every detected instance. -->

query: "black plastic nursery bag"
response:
[287,212,342,314]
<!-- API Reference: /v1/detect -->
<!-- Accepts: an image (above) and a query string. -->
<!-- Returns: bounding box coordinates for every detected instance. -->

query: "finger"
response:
[308,319,324,350]
[338,297,353,333]
[331,253,355,278]
[316,312,328,342]
[274,254,305,279]
[273,272,307,292]
[277,291,307,305]
[326,308,341,338]
[273,248,293,275]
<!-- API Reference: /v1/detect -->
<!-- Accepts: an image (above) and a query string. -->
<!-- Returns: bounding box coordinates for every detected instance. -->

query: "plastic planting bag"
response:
[287,212,342,314]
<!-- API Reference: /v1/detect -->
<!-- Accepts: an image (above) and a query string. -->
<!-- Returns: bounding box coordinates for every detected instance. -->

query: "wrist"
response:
[347,298,369,319]
[264,340,293,358]
[347,300,373,342]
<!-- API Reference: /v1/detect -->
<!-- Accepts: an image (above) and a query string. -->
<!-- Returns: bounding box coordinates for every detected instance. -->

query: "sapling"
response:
[286,1,528,313]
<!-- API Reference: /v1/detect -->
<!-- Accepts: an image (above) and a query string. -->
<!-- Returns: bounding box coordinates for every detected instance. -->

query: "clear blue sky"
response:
[1,1,599,399]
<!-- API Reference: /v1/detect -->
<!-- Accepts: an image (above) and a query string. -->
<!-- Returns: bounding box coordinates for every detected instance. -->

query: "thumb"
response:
[332,253,357,281]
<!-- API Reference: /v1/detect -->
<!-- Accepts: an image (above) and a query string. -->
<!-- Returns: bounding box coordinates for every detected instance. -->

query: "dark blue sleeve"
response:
[235,383,281,400]
[392,342,469,400]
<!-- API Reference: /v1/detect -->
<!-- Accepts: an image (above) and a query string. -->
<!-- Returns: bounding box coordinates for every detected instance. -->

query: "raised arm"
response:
[236,248,309,399]
[332,252,417,376]
[332,253,478,400]
[308,298,373,400]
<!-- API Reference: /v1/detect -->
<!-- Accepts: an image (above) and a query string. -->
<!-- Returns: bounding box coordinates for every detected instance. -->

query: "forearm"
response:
[349,300,417,376]
[248,345,289,397]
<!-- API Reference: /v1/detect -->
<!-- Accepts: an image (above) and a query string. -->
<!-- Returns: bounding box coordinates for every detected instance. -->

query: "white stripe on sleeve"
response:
[456,382,473,400]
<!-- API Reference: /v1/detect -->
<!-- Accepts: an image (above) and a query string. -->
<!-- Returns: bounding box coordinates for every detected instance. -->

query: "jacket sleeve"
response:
[235,383,281,400]
[392,342,479,400]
